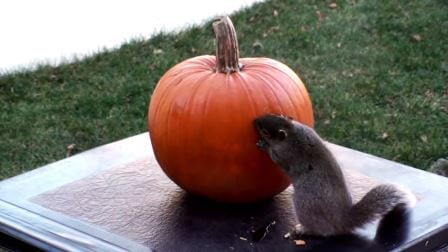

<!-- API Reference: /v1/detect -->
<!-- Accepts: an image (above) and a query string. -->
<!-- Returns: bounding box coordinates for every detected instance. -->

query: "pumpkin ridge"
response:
[250,60,306,92]
[165,72,207,161]
[233,72,258,120]
[149,82,170,127]
[183,72,215,124]
[199,72,218,120]
[248,69,289,114]
[195,72,219,162]
[238,62,278,116]
[187,57,216,74]
[264,70,303,120]
[151,68,190,124]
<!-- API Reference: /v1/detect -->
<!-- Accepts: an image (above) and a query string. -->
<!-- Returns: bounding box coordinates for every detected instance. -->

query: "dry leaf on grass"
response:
[412,34,422,42]
[420,135,428,143]
[295,239,306,245]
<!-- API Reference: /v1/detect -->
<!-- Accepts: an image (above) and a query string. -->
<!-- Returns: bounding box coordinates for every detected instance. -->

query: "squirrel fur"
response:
[253,114,416,244]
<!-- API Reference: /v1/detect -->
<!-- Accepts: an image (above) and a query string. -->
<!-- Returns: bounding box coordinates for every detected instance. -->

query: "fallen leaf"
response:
[412,34,422,42]
[386,113,398,118]
[425,90,434,99]
[331,111,337,119]
[420,135,428,143]
[316,11,325,23]
[262,26,280,37]
[295,239,306,245]
[329,3,337,9]
[153,49,164,54]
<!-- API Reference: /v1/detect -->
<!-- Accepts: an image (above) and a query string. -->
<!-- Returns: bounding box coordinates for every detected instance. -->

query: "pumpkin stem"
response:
[213,16,242,73]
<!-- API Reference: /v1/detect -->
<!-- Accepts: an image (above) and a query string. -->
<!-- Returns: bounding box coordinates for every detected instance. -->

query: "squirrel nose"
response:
[256,139,269,150]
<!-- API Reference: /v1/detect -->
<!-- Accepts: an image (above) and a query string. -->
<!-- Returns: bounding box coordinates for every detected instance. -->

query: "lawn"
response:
[0,0,447,179]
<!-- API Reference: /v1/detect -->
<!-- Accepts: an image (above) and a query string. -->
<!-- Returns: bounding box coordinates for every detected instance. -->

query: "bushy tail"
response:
[374,202,413,250]
[349,184,416,250]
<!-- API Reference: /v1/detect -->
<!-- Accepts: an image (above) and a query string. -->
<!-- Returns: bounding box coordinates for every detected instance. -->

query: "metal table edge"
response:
[400,223,448,252]
[0,199,151,252]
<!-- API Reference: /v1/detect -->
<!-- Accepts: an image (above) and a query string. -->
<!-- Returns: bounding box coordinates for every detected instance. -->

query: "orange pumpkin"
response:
[148,16,313,203]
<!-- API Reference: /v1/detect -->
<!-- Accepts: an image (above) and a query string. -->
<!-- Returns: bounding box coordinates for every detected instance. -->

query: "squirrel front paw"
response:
[284,224,306,239]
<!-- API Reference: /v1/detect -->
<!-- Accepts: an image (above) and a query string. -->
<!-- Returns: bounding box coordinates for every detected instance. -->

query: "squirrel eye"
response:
[278,129,287,141]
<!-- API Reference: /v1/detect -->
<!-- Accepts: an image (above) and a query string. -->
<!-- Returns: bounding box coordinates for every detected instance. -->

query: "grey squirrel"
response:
[428,158,448,177]
[253,114,416,248]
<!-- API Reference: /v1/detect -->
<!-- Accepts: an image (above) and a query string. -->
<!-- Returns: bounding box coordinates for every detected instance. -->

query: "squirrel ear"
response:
[280,114,293,122]
[278,129,287,140]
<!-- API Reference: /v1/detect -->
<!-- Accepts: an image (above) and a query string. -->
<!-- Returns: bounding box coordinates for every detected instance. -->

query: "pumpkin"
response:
[148,16,313,203]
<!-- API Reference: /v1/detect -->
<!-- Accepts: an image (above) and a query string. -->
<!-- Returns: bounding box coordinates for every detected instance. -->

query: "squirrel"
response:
[253,114,416,248]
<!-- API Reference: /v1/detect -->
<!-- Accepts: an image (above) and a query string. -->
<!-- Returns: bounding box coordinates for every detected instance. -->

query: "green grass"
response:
[1,0,447,179]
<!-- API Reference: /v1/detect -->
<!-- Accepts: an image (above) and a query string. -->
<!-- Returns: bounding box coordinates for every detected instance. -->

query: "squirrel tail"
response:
[349,184,416,250]
[374,202,413,250]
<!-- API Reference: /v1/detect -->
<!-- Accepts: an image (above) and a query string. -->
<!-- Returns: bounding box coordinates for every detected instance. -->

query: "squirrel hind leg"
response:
[284,224,307,239]
[285,224,323,240]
